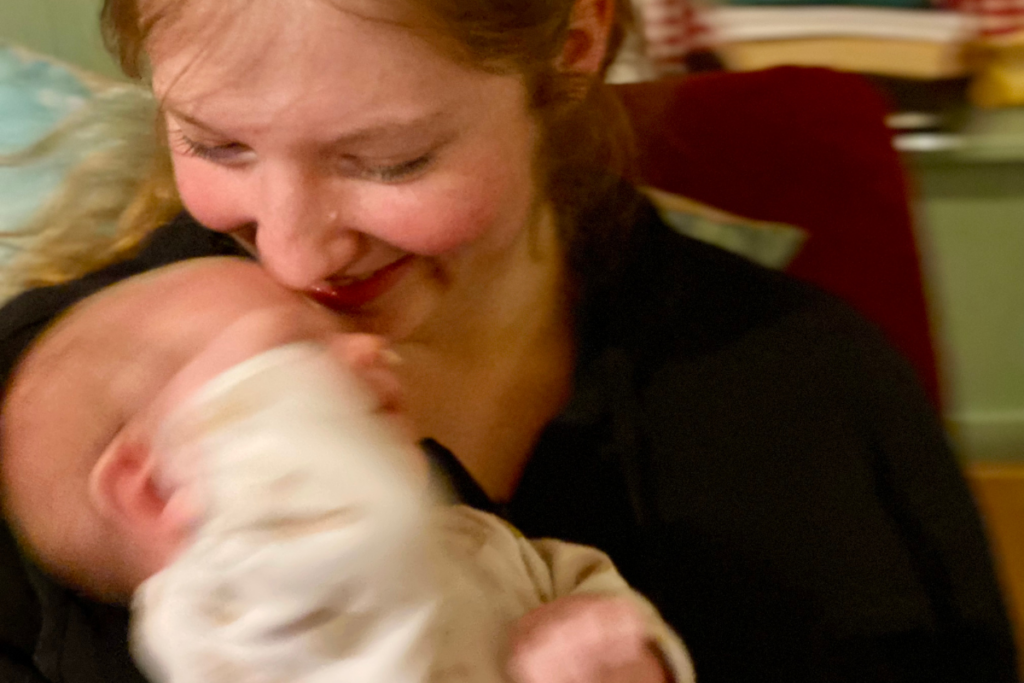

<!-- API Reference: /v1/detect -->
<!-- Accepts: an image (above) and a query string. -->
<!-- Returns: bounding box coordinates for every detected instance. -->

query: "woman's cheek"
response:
[172,157,252,233]
[364,168,520,257]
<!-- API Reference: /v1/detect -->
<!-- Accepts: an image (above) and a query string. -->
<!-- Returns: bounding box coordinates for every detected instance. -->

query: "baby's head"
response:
[0,257,401,602]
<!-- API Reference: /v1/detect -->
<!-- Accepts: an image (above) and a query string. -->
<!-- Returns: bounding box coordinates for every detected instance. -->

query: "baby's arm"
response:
[509,537,695,683]
[134,335,436,683]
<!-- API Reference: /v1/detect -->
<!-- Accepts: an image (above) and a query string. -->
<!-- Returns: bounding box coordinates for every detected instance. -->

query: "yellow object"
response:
[717,36,969,80]
[970,32,1024,108]
[966,461,1024,680]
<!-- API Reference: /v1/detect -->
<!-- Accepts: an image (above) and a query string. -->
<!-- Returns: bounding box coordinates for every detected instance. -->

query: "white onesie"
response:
[132,343,695,683]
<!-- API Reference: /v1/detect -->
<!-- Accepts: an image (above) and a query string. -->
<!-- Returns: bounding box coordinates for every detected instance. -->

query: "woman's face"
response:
[150,0,551,340]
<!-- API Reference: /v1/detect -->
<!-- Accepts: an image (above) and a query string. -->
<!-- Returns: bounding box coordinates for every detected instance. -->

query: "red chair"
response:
[613,66,942,407]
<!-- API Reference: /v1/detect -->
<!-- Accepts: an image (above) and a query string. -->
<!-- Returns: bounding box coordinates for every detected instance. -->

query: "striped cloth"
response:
[943,0,1024,38]
[630,0,1021,71]
[631,0,711,72]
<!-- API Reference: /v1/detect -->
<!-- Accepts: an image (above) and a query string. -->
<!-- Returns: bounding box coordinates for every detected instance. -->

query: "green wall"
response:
[911,155,1024,462]
[0,0,118,77]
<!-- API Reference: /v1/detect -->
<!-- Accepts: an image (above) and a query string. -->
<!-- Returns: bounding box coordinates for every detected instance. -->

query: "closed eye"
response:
[362,153,434,183]
[170,125,438,181]
[170,130,253,166]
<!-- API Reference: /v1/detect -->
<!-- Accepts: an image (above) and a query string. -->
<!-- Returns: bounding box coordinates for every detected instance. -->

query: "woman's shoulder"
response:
[0,521,41,669]
[578,193,860,367]
[570,190,934,447]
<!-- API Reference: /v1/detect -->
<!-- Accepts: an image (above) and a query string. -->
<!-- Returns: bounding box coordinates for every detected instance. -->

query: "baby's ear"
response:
[88,433,193,583]
[88,433,167,536]
[89,432,196,581]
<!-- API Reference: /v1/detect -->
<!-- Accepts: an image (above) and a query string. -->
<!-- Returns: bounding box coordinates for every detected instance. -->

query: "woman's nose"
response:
[252,166,363,290]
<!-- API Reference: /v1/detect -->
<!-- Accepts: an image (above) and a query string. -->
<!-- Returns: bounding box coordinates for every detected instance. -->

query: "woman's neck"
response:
[410,202,568,351]
[394,207,576,501]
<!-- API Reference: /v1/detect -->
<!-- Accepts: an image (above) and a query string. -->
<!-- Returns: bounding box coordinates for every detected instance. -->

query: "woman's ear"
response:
[558,0,616,75]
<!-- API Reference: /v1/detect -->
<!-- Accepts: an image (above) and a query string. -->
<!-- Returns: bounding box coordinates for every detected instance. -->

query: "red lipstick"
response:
[308,256,413,312]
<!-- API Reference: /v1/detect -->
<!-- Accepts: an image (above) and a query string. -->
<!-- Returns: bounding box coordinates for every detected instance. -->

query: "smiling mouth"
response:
[307,256,414,311]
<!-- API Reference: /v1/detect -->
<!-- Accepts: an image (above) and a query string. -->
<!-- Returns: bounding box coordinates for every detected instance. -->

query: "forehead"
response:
[143,0,518,140]
[12,262,319,417]
[38,261,306,368]
[149,0,434,95]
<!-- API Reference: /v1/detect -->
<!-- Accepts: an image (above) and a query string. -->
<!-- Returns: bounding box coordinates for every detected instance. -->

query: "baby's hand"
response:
[506,595,670,683]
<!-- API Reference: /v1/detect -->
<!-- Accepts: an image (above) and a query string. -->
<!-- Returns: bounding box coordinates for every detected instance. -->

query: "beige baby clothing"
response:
[132,343,694,683]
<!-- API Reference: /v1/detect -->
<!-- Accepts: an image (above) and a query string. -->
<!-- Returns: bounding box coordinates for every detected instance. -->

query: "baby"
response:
[0,258,693,683]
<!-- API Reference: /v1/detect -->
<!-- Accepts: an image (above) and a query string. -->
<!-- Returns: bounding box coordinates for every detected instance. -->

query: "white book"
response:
[698,7,976,44]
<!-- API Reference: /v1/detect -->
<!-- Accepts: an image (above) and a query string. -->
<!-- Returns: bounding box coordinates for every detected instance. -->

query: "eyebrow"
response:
[329,113,449,147]
[164,107,222,134]
[164,107,450,148]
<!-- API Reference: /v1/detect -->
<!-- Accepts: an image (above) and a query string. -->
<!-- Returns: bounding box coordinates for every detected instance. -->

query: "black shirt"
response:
[0,200,1016,683]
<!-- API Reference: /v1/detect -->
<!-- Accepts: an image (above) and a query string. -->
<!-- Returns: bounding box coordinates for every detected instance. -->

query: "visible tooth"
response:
[338,267,383,285]
[335,273,370,286]
[380,349,403,366]
[330,258,405,288]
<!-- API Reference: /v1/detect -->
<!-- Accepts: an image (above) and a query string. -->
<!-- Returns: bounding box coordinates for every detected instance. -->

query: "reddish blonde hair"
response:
[100,0,640,284]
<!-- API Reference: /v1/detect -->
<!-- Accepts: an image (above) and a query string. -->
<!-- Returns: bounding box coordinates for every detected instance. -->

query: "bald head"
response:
[0,257,335,598]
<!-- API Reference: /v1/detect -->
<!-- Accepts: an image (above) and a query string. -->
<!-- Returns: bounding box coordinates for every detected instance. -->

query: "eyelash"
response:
[172,131,248,164]
[364,154,434,182]
[172,131,434,182]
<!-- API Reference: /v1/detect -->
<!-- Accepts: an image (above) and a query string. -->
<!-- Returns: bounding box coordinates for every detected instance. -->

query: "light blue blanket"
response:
[0,43,94,248]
